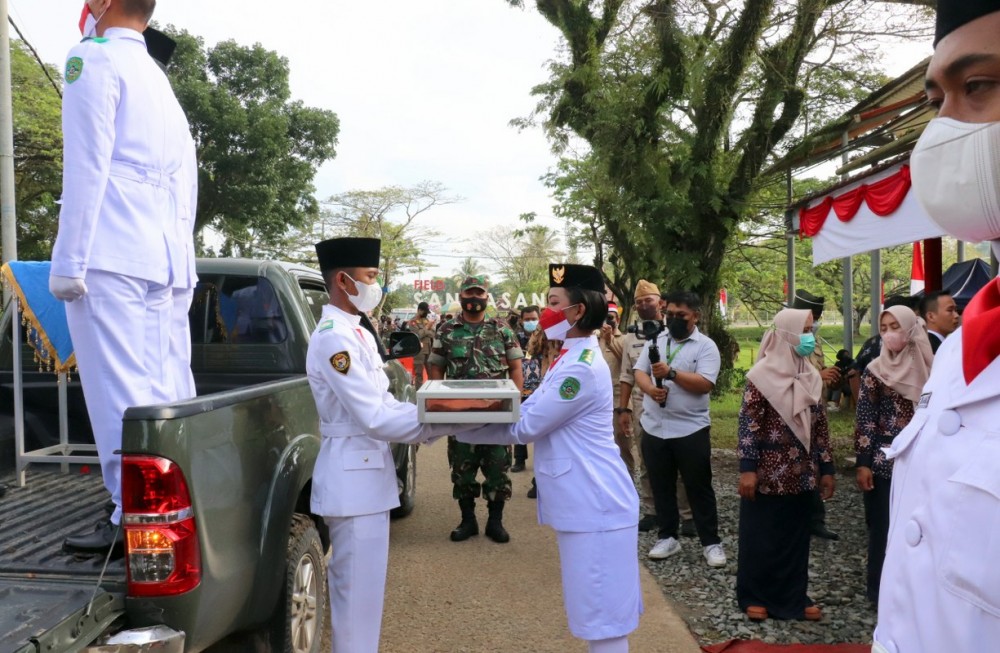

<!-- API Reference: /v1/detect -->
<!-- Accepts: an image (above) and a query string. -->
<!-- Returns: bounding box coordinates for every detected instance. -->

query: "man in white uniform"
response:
[50,0,196,552]
[307,237,469,653]
[873,3,1000,652]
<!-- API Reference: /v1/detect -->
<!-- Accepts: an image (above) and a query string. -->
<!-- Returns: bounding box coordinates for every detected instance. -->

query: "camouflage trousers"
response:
[447,437,512,502]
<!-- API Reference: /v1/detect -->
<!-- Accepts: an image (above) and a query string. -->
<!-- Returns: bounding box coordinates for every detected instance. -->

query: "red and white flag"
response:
[910,241,925,295]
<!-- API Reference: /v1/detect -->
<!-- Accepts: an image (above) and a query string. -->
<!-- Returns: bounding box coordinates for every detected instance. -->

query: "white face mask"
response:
[342,274,383,314]
[911,117,1000,243]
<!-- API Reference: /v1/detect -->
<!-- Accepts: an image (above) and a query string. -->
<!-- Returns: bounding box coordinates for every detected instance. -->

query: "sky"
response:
[11,0,566,285]
[9,1,933,291]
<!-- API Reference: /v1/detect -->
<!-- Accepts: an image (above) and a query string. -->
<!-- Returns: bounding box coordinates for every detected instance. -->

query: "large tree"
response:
[163,27,340,255]
[11,40,63,261]
[513,0,932,340]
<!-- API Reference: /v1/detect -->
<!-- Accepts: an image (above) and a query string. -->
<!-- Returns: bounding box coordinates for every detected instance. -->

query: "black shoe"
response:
[450,499,479,542]
[64,520,123,553]
[680,519,697,537]
[511,462,526,473]
[0,483,7,498]
[526,480,537,499]
[811,525,840,541]
[485,501,510,543]
[637,514,657,532]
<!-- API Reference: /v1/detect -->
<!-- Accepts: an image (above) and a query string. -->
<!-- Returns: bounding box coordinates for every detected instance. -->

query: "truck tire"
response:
[277,513,328,653]
[390,443,416,519]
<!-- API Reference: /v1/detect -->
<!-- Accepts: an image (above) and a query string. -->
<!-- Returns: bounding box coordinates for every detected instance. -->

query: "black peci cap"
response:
[790,289,825,319]
[935,0,1000,46]
[548,263,605,293]
[315,237,381,273]
[143,27,177,71]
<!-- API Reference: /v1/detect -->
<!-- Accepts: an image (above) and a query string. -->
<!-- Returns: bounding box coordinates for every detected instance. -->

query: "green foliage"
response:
[524,0,932,347]
[477,216,563,297]
[11,40,63,260]
[163,27,340,255]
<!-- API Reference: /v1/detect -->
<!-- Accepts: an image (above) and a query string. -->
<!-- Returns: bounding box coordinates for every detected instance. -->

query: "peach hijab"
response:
[746,309,824,452]
[866,305,934,404]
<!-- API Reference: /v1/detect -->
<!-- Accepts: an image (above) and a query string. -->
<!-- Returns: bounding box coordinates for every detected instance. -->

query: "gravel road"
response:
[379,441,703,653]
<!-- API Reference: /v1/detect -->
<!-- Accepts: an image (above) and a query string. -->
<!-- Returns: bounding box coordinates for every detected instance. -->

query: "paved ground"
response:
[379,441,703,653]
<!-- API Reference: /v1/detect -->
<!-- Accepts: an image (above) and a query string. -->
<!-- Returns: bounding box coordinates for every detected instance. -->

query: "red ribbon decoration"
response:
[799,165,912,238]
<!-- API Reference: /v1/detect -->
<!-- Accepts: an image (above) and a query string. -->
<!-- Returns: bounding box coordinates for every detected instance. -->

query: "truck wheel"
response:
[278,514,328,653]
[390,444,416,519]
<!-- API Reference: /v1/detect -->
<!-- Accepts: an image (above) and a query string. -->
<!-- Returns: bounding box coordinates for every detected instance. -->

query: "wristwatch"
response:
[666,369,678,381]
[614,407,633,415]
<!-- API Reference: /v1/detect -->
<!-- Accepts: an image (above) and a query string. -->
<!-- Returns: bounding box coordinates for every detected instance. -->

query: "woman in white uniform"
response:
[458,263,642,653]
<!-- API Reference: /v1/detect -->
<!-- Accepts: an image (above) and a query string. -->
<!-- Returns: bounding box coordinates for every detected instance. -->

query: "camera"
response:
[627,320,665,341]
[605,315,617,326]
[627,320,667,407]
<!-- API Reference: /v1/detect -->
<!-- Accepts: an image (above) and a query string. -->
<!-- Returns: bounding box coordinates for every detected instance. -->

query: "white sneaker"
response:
[704,543,727,567]
[648,537,681,560]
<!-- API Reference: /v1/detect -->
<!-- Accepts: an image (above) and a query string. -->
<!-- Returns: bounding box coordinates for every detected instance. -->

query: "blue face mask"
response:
[522,320,538,333]
[795,333,816,357]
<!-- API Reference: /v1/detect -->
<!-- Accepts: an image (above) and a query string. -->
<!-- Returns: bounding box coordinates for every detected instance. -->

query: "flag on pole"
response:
[719,288,728,318]
[911,241,925,295]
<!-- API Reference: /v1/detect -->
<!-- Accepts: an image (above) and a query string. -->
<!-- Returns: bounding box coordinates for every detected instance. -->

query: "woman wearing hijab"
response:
[456,263,641,653]
[854,305,933,604]
[736,308,836,622]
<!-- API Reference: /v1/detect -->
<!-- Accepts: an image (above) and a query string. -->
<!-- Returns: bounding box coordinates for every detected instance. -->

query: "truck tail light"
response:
[122,455,201,597]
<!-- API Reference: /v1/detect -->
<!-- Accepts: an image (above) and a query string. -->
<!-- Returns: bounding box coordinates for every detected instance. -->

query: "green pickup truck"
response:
[0,258,421,653]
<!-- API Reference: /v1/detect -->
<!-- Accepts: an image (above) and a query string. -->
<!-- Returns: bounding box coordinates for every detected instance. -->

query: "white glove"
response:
[49,274,88,302]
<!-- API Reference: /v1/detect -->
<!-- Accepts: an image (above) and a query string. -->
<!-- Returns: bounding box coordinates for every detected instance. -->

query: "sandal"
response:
[804,606,822,621]
[745,606,768,621]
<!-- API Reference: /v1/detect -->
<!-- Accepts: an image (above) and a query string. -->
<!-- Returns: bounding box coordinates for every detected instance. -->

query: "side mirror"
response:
[387,331,421,360]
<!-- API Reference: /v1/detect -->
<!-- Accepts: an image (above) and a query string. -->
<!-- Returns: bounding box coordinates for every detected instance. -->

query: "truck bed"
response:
[0,467,125,583]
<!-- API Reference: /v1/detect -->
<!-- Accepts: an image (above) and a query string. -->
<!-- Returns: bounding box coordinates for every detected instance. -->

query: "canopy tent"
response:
[915,258,993,311]
[797,163,946,265]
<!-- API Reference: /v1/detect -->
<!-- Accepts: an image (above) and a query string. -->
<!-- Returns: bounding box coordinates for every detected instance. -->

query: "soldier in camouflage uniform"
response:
[427,275,524,543]
[408,301,435,386]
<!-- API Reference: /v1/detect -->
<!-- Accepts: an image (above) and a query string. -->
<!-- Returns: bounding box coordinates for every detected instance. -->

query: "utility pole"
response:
[0,0,17,297]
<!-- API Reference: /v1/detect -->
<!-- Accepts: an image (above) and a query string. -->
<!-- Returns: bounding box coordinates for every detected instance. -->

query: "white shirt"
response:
[307,304,456,517]
[874,328,1000,653]
[635,327,720,439]
[458,336,638,532]
[52,28,194,286]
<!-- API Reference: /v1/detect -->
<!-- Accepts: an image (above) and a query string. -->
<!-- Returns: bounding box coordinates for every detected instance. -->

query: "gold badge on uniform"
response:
[551,266,566,285]
[330,351,351,375]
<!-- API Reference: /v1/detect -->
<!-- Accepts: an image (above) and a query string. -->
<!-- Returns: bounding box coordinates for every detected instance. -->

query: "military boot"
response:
[450,498,479,542]
[485,500,510,543]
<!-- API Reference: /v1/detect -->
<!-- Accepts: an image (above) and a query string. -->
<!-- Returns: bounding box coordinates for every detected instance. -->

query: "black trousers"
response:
[864,474,892,603]
[641,427,721,546]
[514,444,528,464]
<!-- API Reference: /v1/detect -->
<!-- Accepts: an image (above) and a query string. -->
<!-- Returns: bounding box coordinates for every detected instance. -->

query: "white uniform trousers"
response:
[556,526,643,641]
[65,270,172,524]
[325,511,390,653]
[169,286,196,400]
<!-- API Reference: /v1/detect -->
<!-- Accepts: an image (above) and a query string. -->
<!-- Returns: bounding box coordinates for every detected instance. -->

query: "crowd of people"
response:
[375,270,965,627]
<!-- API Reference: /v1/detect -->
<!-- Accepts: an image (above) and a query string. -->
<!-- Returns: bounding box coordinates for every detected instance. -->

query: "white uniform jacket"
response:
[458,335,639,532]
[308,304,455,518]
[170,133,198,290]
[874,329,1000,653]
[51,28,192,286]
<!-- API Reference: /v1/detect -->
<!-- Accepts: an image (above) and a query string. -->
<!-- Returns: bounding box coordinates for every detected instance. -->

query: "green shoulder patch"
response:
[317,318,335,332]
[559,377,581,400]
[91,37,109,43]
[578,349,595,366]
[330,351,351,375]
[65,57,84,84]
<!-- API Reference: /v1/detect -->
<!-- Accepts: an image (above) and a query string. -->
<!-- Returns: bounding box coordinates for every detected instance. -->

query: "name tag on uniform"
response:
[918,392,932,410]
